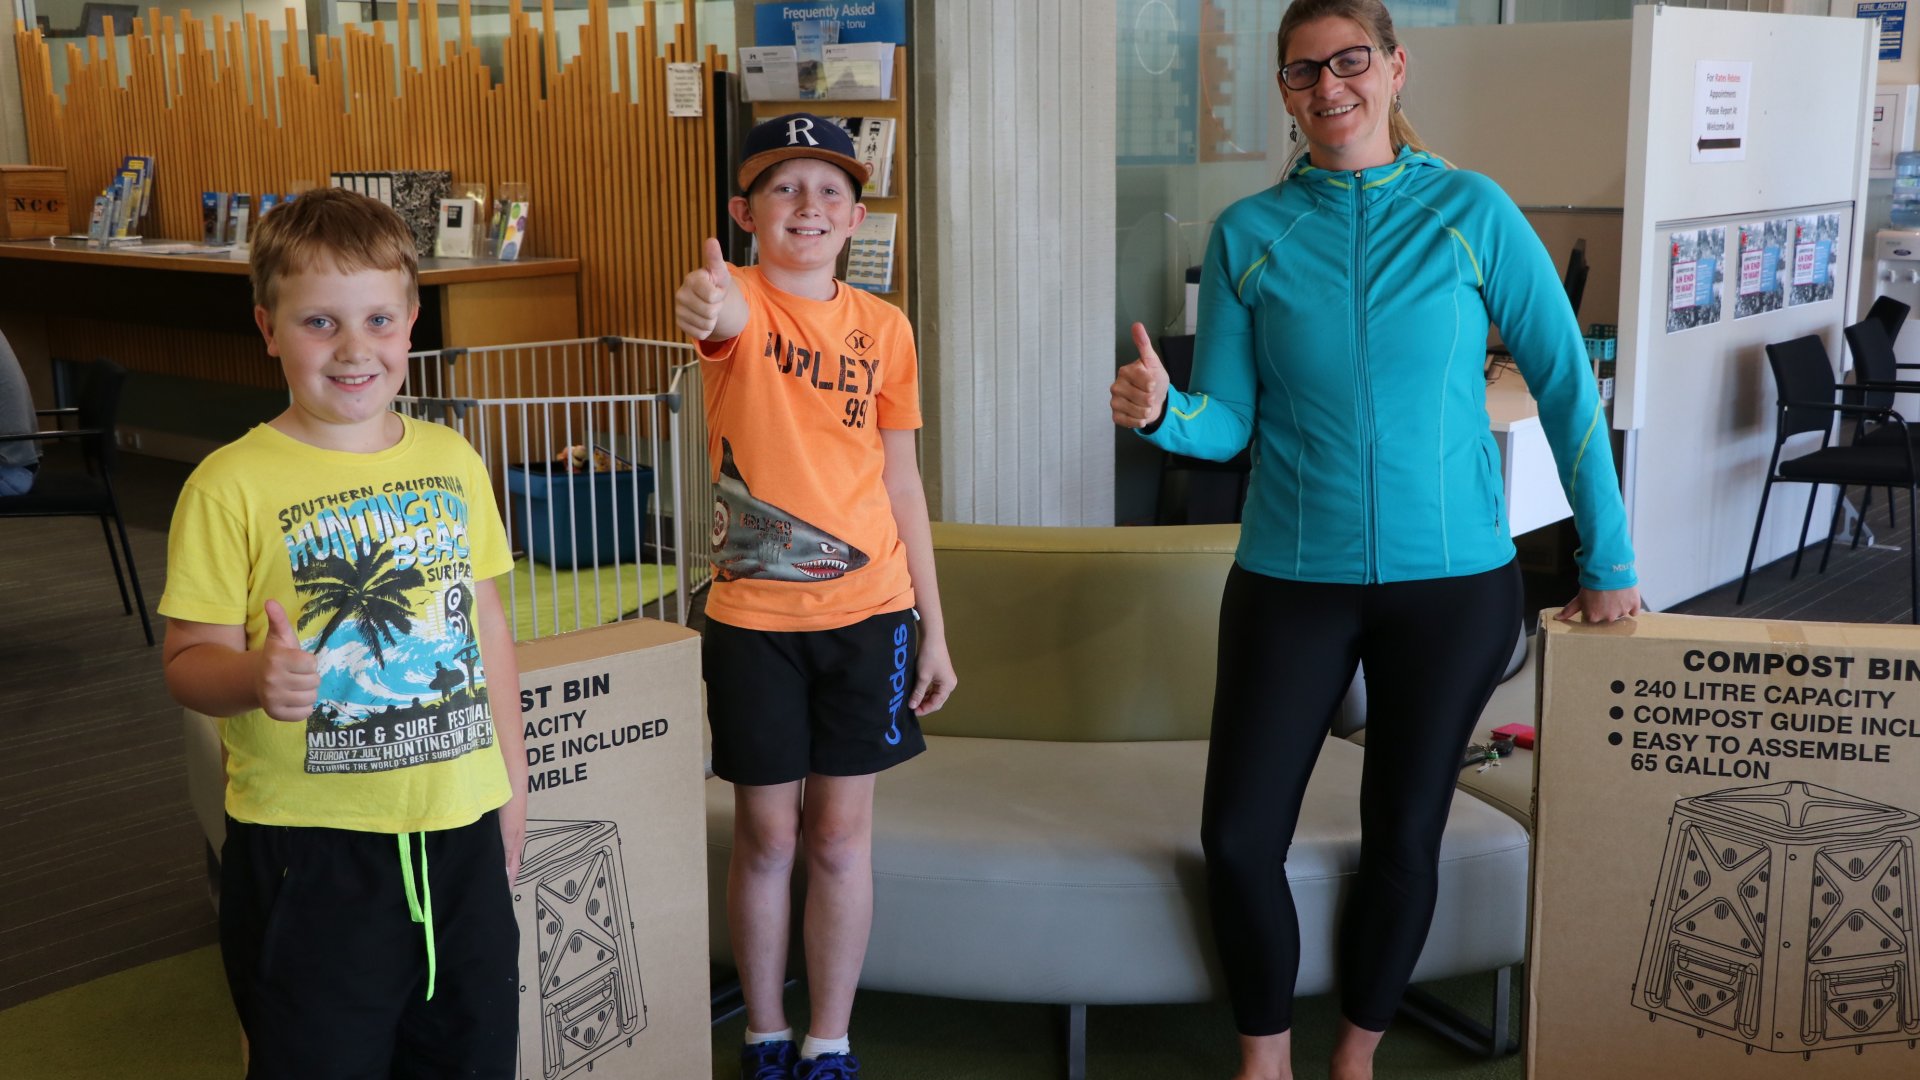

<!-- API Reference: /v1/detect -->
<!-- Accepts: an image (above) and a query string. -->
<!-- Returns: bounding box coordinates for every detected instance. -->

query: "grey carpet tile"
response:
[0,494,212,1013]
[1668,539,1912,623]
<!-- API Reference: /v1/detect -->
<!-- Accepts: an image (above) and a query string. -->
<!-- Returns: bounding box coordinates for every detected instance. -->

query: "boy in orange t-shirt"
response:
[674,112,956,1080]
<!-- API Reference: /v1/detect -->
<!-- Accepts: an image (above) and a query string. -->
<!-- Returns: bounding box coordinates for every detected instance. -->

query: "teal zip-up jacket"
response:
[1144,147,1636,591]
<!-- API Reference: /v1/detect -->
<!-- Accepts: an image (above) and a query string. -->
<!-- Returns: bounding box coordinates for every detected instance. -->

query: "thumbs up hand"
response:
[255,599,320,723]
[676,237,735,341]
[1111,322,1170,429]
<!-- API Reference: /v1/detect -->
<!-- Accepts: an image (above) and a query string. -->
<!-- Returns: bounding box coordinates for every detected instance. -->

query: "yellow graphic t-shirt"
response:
[159,419,514,833]
[696,266,922,631]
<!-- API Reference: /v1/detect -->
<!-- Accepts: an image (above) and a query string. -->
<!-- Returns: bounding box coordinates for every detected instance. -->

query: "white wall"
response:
[1397,21,1633,207]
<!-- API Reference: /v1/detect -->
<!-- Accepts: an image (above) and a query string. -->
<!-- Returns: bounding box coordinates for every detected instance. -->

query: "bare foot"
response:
[1328,1018,1382,1080]
[1328,1053,1373,1080]
[1234,1029,1292,1080]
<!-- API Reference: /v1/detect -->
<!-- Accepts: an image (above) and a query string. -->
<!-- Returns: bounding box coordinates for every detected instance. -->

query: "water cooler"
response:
[1871,228,1920,422]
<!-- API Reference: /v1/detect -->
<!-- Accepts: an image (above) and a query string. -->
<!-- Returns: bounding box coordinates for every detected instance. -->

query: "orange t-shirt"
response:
[696,266,921,631]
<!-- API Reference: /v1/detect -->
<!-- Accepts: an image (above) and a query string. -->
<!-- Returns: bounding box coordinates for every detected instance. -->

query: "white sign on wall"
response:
[666,63,703,117]
[1691,59,1752,163]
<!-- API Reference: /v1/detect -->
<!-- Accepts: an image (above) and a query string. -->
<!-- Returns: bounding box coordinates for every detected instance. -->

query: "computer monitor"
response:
[1487,238,1589,373]
[79,3,138,36]
[1562,239,1589,321]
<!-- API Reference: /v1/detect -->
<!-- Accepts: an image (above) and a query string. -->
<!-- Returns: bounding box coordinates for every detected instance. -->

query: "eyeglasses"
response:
[1279,44,1375,92]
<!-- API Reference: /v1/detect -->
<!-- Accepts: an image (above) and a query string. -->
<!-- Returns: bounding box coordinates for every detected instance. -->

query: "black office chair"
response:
[1839,312,1920,557]
[0,359,153,644]
[1867,293,1910,348]
[1843,303,1920,442]
[1153,333,1251,525]
[1738,336,1920,623]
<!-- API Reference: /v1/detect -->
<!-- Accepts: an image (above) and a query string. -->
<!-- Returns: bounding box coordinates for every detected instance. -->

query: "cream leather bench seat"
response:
[704,524,1532,1074]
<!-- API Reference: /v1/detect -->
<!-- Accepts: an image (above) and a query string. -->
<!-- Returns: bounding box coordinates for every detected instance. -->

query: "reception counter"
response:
[1486,371,1577,537]
[0,239,581,456]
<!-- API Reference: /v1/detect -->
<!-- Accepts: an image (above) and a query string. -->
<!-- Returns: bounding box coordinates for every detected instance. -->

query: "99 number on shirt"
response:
[843,398,870,428]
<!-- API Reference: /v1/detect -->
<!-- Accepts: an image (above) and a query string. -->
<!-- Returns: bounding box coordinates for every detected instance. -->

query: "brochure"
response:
[740,46,802,101]
[845,211,896,293]
[821,42,893,99]
[436,197,477,259]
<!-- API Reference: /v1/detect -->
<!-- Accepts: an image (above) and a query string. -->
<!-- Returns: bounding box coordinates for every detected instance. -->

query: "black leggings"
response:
[1201,560,1523,1035]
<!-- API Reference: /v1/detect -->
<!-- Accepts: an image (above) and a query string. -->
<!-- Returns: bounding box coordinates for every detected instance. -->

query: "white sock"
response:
[801,1033,851,1060]
[745,1026,794,1046]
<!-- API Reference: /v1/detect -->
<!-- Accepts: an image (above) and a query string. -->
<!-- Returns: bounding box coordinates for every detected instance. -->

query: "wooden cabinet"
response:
[0,240,581,458]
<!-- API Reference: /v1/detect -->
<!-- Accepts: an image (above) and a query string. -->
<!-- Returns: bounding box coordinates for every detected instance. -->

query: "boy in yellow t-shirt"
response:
[158,188,526,1078]
[675,112,957,1080]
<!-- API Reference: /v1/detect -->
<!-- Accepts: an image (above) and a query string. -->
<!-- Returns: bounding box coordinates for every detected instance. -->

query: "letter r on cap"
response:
[786,117,818,146]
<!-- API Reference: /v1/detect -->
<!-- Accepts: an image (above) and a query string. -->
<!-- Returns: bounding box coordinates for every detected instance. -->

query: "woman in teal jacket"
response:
[1110,3,1640,1078]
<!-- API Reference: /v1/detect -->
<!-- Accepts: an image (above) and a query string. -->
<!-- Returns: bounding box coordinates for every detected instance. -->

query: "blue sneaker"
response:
[740,1039,798,1080]
[794,1052,861,1079]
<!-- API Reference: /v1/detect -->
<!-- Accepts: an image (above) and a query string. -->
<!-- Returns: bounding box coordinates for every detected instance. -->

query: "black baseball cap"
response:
[738,112,872,194]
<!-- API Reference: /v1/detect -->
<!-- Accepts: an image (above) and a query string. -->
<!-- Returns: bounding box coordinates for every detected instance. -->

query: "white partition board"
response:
[1619,6,1874,610]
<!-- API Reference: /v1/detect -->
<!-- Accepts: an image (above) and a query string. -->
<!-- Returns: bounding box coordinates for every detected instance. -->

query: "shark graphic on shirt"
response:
[710,438,870,583]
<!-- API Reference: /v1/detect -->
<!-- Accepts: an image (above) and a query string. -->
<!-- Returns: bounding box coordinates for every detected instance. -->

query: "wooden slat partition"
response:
[12,0,719,370]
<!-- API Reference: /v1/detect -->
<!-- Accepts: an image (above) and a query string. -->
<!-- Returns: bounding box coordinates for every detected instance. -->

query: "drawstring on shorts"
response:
[397,831,437,1000]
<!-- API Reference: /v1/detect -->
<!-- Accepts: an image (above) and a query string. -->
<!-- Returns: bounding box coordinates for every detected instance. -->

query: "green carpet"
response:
[504,558,678,641]
[3,944,1522,1079]
[0,946,241,1080]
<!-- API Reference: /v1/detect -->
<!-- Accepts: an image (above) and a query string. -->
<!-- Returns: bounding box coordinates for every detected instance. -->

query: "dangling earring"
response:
[1393,95,1403,114]
[1288,122,1298,144]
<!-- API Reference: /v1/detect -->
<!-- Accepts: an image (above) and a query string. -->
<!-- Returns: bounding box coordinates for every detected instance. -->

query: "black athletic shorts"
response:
[219,811,519,1079]
[703,607,928,786]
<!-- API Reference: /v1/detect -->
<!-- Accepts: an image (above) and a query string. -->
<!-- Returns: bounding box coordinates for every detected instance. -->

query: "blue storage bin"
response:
[507,463,655,568]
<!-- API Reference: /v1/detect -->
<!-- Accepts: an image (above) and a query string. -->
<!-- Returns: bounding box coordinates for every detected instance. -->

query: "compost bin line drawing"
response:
[1633,780,1920,1059]
[516,818,647,1080]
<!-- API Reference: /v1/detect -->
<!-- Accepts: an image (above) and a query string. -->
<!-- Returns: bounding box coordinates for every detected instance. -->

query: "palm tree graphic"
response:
[452,640,482,699]
[294,547,427,666]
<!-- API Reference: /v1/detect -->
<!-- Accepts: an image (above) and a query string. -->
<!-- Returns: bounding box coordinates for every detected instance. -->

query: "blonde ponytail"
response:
[1389,108,1427,155]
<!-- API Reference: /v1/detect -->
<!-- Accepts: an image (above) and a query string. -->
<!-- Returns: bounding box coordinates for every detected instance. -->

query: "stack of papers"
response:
[740,41,894,101]
[740,46,802,101]
[821,43,893,100]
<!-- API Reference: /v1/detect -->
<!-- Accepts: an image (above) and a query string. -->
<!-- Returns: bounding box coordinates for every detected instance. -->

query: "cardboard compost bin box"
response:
[510,619,708,1080]
[1531,613,1920,1078]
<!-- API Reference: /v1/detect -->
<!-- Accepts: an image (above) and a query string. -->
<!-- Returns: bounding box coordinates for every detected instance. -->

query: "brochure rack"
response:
[749,46,910,316]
